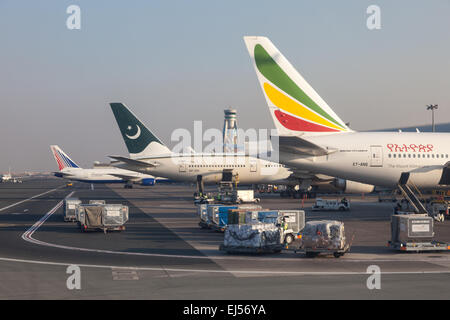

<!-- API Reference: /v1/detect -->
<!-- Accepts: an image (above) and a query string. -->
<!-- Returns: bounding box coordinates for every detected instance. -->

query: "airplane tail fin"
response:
[109,103,172,158]
[244,36,352,136]
[50,145,80,170]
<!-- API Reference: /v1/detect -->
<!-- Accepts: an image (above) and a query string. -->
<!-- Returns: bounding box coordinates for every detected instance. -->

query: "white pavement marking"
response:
[0,187,63,213]
[22,191,75,244]
[111,268,139,280]
[0,256,450,276]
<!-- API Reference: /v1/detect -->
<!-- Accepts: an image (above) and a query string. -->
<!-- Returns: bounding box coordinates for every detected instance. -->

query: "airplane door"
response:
[370,146,383,167]
[179,163,187,173]
[250,161,257,172]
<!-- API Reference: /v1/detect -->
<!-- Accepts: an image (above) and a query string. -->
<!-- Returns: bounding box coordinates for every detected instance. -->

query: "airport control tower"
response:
[223,108,238,153]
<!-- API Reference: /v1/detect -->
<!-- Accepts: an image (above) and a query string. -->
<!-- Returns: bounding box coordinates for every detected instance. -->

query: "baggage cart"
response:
[220,222,283,254]
[76,204,129,233]
[299,220,350,258]
[197,204,210,229]
[206,204,262,231]
[63,197,81,222]
[388,214,450,252]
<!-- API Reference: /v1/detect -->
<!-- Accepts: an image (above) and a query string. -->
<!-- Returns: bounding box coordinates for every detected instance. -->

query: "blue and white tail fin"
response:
[50,145,80,170]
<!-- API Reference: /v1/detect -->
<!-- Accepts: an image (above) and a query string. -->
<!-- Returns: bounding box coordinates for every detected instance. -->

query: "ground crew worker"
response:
[281,217,288,231]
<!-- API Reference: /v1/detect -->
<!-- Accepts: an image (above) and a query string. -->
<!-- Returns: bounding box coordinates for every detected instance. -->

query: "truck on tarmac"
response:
[312,198,350,212]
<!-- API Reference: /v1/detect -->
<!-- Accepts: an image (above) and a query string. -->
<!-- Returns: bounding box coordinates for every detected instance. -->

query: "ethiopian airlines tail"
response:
[244,36,352,137]
[110,103,172,158]
[50,145,80,170]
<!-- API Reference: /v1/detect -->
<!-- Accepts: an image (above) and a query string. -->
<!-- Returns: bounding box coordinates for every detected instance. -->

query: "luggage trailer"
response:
[388,214,450,252]
[76,204,129,233]
[63,197,82,222]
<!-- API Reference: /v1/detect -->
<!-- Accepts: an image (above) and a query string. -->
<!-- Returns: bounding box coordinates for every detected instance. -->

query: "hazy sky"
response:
[1,1,449,172]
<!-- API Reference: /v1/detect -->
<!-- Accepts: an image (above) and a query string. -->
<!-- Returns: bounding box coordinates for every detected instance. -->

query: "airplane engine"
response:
[140,178,156,186]
[334,179,375,194]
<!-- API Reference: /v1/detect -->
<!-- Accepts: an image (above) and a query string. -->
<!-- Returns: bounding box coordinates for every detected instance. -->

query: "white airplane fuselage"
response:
[282,132,450,189]
[57,167,154,183]
[115,154,292,184]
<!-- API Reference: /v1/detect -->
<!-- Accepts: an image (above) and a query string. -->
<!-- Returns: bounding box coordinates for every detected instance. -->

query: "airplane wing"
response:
[108,156,156,168]
[288,170,335,182]
[438,162,450,185]
[278,136,335,156]
[53,171,71,178]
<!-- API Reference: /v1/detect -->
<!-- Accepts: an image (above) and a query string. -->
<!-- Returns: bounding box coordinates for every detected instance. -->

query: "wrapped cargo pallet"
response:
[301,220,348,257]
[222,222,282,253]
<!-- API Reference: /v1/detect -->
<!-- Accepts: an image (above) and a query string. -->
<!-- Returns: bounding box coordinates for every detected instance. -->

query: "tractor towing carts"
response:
[257,210,305,245]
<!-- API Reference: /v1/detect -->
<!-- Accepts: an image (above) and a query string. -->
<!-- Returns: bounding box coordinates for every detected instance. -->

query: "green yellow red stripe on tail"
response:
[244,36,351,135]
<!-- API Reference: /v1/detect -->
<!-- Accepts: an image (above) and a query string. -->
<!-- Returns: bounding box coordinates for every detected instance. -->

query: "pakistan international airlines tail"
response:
[244,36,352,137]
[110,103,172,159]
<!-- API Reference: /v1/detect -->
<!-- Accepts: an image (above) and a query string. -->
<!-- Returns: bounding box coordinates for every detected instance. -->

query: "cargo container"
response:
[220,222,283,254]
[76,204,129,233]
[203,204,262,231]
[210,205,239,232]
[300,220,349,258]
[197,204,209,228]
[63,197,81,222]
[388,214,449,252]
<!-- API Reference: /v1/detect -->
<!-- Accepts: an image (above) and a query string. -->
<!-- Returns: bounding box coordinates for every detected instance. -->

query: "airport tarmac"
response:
[0,178,449,299]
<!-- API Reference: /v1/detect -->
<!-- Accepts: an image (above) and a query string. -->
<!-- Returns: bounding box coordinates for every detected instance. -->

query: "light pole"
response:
[426,104,438,132]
